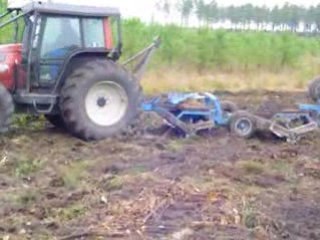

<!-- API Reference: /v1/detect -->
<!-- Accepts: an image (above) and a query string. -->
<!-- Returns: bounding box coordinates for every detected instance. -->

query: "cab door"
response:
[38,16,81,88]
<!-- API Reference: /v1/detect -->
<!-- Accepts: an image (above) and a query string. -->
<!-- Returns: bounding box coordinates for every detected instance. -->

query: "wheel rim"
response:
[85,81,128,126]
[234,118,253,136]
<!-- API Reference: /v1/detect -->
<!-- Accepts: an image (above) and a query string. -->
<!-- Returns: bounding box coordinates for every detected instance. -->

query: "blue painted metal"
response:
[299,103,320,113]
[270,103,320,126]
[141,92,231,135]
[141,91,320,140]
[298,103,320,127]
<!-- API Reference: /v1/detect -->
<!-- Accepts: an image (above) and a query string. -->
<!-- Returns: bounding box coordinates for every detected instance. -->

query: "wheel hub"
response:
[97,97,108,108]
[235,118,252,135]
[85,81,128,126]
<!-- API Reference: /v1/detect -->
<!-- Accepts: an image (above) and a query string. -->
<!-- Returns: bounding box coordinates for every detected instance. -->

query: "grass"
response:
[1,152,43,178]
[59,160,90,189]
[271,160,295,176]
[12,115,46,130]
[101,175,124,192]
[123,20,320,71]
[241,198,259,229]
[142,66,319,94]
[122,19,320,94]
[15,189,39,206]
[167,136,202,152]
[123,19,320,95]
[14,158,42,177]
[50,204,87,221]
[237,160,266,175]
[167,139,186,152]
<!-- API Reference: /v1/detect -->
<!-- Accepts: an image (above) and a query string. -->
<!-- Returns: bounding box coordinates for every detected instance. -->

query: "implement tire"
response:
[230,111,257,139]
[60,59,141,141]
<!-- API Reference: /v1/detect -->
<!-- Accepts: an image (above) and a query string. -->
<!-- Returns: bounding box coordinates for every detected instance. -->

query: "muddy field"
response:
[0,91,320,240]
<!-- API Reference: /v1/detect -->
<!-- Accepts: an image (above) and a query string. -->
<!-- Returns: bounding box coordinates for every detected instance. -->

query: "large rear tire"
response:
[0,84,14,133]
[60,59,141,141]
[308,77,320,102]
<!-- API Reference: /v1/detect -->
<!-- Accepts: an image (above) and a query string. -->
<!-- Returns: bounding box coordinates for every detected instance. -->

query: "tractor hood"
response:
[0,43,22,90]
[0,43,22,57]
[0,44,22,64]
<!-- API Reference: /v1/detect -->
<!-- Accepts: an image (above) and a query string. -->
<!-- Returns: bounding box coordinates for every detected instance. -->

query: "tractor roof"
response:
[10,1,120,17]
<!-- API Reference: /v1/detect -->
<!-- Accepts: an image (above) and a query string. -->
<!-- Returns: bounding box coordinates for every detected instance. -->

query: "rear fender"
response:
[54,49,113,91]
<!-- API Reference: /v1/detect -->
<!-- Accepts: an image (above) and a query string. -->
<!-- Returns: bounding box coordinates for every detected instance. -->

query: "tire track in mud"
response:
[0,91,320,239]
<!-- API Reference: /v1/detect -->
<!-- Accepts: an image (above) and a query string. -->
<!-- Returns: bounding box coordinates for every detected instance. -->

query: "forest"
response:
[0,3,320,240]
[157,0,320,32]
[0,1,320,91]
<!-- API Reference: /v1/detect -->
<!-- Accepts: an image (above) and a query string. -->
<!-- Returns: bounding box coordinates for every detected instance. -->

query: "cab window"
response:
[39,16,81,84]
[41,16,81,59]
[83,18,104,48]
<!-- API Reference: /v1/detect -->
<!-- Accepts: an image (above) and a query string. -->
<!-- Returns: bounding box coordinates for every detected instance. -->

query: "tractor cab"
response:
[0,1,159,141]
[0,1,121,95]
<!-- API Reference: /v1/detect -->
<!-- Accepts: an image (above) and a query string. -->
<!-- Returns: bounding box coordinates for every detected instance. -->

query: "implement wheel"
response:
[230,111,256,139]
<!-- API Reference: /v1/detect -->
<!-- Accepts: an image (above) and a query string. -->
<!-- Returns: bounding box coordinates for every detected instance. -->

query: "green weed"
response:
[15,189,39,206]
[241,199,259,229]
[14,158,42,177]
[60,161,90,189]
[51,204,87,221]
[238,160,265,175]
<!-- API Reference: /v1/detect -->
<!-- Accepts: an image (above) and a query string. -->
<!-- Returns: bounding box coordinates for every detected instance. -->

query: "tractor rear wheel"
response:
[60,59,141,141]
[0,84,14,133]
[308,77,320,102]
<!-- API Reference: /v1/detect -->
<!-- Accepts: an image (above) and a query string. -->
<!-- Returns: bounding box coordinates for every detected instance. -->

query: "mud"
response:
[0,91,320,240]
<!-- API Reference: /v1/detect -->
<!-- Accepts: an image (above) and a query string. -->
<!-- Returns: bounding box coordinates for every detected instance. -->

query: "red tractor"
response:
[0,1,159,140]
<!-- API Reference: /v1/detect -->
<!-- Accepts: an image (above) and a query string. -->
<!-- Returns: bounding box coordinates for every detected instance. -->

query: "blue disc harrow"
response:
[141,92,234,137]
[140,84,320,143]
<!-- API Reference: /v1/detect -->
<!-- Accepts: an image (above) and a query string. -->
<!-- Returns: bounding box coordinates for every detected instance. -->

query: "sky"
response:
[8,0,320,22]
[92,0,320,24]
[72,0,320,18]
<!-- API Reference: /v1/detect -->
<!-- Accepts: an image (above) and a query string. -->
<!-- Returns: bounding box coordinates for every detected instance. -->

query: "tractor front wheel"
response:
[0,83,14,133]
[60,60,141,141]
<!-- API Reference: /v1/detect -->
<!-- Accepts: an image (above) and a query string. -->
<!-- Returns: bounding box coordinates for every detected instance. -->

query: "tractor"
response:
[0,1,159,140]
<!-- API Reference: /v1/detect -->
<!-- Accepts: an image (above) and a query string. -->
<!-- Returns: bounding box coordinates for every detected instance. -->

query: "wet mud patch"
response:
[0,91,320,239]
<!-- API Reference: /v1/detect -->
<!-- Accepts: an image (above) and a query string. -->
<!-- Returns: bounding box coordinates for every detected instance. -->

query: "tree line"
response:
[156,0,320,32]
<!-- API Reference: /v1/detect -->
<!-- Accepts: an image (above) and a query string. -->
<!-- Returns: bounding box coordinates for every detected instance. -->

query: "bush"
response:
[121,19,320,73]
[1,17,319,75]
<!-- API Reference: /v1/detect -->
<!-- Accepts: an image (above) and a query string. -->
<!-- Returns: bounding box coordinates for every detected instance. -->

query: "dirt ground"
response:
[1,91,320,240]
